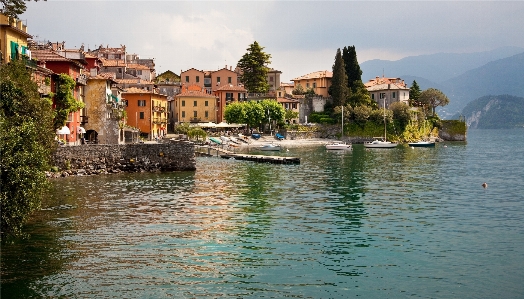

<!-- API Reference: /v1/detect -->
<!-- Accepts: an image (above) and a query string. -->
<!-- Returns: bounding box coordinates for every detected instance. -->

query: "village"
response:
[1,13,412,146]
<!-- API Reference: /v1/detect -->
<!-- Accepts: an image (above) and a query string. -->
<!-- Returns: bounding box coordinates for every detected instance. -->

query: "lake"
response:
[2,129,524,298]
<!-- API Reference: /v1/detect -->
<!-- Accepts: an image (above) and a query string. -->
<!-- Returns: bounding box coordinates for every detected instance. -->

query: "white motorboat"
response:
[408,140,435,147]
[259,143,281,151]
[326,141,352,150]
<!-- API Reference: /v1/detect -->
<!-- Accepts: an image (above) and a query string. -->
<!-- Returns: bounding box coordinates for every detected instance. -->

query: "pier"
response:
[220,153,300,165]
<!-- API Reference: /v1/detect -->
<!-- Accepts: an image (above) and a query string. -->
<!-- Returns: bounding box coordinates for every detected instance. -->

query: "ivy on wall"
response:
[54,74,84,129]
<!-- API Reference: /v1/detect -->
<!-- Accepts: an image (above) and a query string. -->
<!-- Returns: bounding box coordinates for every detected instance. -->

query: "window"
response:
[313,82,316,88]
[292,103,297,109]
[185,76,189,83]
[371,94,375,100]
[137,70,142,75]
[193,111,197,117]
[392,92,396,99]
[196,76,200,83]
[118,68,122,73]
[306,83,310,88]
[228,77,232,84]
[182,100,185,107]
[205,111,209,118]
[182,111,185,117]
[270,76,274,82]
[278,92,282,97]
[205,101,208,106]
[216,77,220,84]
[139,112,144,119]
[193,101,197,107]
[138,100,146,106]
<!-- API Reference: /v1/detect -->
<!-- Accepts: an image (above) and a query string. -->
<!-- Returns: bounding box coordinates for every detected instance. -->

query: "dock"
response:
[220,153,300,165]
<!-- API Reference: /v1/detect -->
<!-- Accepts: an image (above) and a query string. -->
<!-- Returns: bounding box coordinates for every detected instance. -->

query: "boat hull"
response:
[408,141,435,148]
[326,143,352,150]
[259,145,281,151]
[364,141,397,148]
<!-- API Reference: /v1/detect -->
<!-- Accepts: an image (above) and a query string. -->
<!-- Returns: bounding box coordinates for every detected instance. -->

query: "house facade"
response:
[123,87,168,140]
[0,14,31,64]
[31,49,88,145]
[364,76,410,107]
[214,84,247,123]
[84,75,123,144]
[277,97,300,124]
[174,85,219,124]
[291,70,332,98]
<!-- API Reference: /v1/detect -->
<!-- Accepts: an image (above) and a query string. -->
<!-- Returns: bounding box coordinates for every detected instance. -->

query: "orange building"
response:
[123,87,168,140]
[214,84,247,123]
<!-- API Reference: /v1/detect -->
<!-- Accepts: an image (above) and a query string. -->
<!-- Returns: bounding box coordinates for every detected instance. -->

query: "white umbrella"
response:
[77,127,86,134]
[56,126,71,135]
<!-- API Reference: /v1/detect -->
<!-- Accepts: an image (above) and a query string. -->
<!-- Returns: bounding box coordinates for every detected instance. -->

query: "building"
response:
[123,87,168,140]
[174,85,219,124]
[267,68,282,92]
[291,70,332,98]
[277,97,300,124]
[0,13,31,64]
[364,76,410,107]
[31,49,88,145]
[84,74,124,144]
[279,82,294,98]
[156,70,181,132]
[214,84,248,123]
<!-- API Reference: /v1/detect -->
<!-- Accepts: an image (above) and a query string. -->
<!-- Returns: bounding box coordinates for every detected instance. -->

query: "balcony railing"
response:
[76,74,88,85]
[153,118,167,124]
[153,106,166,113]
[189,117,201,123]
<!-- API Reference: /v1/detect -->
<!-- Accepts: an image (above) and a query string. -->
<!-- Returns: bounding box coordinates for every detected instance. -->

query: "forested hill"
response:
[462,95,524,129]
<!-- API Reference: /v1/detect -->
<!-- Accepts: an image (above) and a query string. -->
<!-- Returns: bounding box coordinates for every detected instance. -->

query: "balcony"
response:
[153,106,166,113]
[153,117,167,124]
[189,117,201,123]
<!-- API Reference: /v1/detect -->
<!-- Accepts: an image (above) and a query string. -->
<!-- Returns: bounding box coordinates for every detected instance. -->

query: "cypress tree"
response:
[409,80,422,106]
[342,45,363,92]
[329,48,349,107]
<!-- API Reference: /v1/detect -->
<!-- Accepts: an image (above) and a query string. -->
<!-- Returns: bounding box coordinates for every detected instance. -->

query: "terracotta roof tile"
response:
[122,87,152,94]
[292,70,332,81]
[177,90,217,98]
[214,84,246,92]
[100,58,126,67]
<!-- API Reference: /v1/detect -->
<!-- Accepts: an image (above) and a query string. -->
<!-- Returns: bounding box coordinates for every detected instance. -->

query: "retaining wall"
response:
[50,141,195,177]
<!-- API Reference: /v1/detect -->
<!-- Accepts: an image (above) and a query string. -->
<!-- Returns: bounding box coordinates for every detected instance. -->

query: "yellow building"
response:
[0,13,31,64]
[174,84,219,124]
[291,70,332,98]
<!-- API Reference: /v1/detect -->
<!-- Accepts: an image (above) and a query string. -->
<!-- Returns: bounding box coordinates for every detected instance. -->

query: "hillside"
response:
[440,52,524,117]
[462,95,524,129]
[360,46,524,83]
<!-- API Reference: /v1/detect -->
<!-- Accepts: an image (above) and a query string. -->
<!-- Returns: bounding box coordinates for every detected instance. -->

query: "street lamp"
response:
[267,108,272,136]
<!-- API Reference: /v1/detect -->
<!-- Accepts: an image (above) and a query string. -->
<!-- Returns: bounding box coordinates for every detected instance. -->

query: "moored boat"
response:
[326,141,352,150]
[259,143,281,151]
[408,140,435,147]
[364,138,398,148]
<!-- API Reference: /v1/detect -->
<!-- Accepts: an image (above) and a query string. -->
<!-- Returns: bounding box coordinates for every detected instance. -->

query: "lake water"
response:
[2,129,524,298]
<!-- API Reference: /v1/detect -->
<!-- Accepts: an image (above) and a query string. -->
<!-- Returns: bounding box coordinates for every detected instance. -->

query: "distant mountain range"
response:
[461,95,524,129]
[360,47,524,119]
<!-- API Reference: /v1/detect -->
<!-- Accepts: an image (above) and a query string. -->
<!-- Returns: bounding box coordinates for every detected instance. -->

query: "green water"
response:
[2,129,524,298]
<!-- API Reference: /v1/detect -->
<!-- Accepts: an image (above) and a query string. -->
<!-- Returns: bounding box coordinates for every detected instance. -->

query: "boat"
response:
[408,140,435,147]
[364,99,397,149]
[326,105,352,150]
[209,137,222,145]
[251,133,261,140]
[259,143,281,151]
[326,141,352,150]
[275,133,285,140]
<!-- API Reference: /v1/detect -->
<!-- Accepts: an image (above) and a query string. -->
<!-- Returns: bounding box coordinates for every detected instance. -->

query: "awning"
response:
[78,127,86,134]
[216,122,245,128]
[56,126,71,135]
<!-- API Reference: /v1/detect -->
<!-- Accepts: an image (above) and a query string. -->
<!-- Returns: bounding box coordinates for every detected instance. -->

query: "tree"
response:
[292,83,305,95]
[342,45,363,92]
[418,88,450,116]
[348,80,375,108]
[0,59,55,239]
[284,109,299,123]
[328,48,349,107]
[224,102,246,124]
[409,80,422,106]
[0,0,45,20]
[260,99,285,129]
[243,100,265,129]
[389,101,411,130]
[237,41,272,93]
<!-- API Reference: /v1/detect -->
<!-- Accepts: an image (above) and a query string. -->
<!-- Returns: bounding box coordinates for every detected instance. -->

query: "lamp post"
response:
[267,108,272,136]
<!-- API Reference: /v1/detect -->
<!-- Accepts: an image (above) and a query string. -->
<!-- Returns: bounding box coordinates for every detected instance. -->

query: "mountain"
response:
[440,52,524,117]
[360,46,524,83]
[462,95,524,129]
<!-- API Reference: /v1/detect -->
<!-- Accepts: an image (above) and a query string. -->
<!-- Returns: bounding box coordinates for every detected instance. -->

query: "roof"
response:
[292,70,332,81]
[214,84,246,92]
[31,49,85,68]
[364,76,409,90]
[114,78,153,85]
[126,63,151,70]
[280,82,294,87]
[176,89,217,98]
[122,87,153,94]
[277,97,300,103]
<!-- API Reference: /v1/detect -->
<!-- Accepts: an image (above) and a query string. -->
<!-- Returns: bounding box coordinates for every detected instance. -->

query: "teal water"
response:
[2,129,524,298]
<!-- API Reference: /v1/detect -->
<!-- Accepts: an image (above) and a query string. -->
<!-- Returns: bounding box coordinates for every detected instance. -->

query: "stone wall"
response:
[50,141,195,177]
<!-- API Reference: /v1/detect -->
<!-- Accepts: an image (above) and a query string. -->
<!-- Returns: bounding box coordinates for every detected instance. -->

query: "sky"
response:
[21,0,524,82]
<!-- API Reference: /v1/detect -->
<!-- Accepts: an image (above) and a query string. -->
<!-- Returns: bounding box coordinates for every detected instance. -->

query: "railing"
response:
[76,74,88,85]
[153,106,165,113]
[153,118,167,124]
[189,117,201,123]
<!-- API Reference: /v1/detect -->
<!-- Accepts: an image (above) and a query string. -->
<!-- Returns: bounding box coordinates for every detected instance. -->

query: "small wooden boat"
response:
[259,143,281,151]
[326,141,352,150]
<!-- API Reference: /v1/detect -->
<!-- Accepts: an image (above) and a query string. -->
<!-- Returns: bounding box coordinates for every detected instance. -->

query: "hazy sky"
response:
[21,0,524,82]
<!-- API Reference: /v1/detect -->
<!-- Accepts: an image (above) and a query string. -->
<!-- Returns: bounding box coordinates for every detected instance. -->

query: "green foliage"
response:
[292,83,305,95]
[284,109,299,122]
[173,122,191,134]
[347,80,375,108]
[342,45,363,92]
[187,127,207,141]
[54,73,84,129]
[389,101,411,130]
[243,100,265,128]
[418,88,450,116]
[461,95,524,129]
[237,41,272,93]
[0,59,55,239]
[224,102,246,124]
[259,99,285,124]
[352,105,372,125]
[328,48,349,107]
[308,112,334,124]
[409,80,422,106]
[441,120,467,135]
